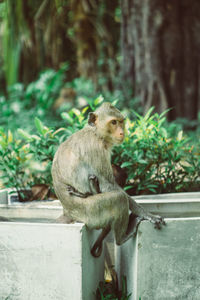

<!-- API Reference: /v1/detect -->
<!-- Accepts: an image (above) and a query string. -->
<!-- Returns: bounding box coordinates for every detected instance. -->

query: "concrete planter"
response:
[0,189,104,300]
[116,192,200,300]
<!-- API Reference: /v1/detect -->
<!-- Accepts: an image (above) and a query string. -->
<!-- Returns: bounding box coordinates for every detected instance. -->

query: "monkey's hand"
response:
[66,185,92,198]
[147,214,166,230]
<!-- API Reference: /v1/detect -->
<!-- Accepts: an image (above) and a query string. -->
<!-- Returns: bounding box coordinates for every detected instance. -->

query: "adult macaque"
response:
[52,102,165,257]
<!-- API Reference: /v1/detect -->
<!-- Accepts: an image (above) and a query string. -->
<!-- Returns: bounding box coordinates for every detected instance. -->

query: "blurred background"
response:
[0,0,199,197]
[1,0,200,126]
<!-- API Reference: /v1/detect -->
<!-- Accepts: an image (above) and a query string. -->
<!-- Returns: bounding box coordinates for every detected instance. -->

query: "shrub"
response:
[0,96,103,199]
[0,100,199,200]
[0,65,68,133]
[112,108,200,195]
[18,118,67,188]
[0,128,31,200]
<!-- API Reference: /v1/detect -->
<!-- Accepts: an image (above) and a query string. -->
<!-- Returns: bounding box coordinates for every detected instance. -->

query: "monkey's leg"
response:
[93,215,141,256]
[66,185,92,198]
[89,175,111,258]
[128,196,166,229]
[125,213,140,236]
[113,213,144,245]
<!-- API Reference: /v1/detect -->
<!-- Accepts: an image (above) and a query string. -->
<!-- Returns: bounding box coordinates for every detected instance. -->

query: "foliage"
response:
[0,128,30,200]
[0,0,121,93]
[0,96,103,196]
[0,66,68,133]
[24,63,68,111]
[1,0,22,86]
[112,108,200,195]
[0,119,67,198]
[0,97,199,199]
[0,0,77,86]
[96,276,131,300]
[18,118,67,189]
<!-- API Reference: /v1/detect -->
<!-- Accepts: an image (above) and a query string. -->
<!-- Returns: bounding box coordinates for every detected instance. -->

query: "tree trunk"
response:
[71,0,99,85]
[121,0,200,121]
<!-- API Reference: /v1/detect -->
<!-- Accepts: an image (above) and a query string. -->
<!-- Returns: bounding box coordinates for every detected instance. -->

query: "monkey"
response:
[52,102,165,257]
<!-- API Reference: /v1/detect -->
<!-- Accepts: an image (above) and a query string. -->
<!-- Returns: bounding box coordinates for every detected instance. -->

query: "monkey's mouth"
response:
[116,137,124,144]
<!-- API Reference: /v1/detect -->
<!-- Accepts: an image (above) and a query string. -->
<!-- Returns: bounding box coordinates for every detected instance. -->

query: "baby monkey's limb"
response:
[89,175,111,257]
[66,185,92,198]
[91,224,111,257]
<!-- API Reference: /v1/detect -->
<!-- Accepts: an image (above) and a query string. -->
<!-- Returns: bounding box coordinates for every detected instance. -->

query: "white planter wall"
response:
[0,190,104,300]
[116,193,200,300]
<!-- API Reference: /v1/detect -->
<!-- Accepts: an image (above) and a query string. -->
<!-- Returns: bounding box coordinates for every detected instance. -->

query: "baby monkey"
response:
[52,102,165,257]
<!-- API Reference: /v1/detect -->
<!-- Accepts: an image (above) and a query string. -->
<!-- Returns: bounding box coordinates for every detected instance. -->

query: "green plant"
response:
[96,276,131,300]
[0,97,104,199]
[0,128,31,201]
[112,108,200,195]
[18,118,67,189]
[0,66,68,133]
[0,118,67,200]
[25,63,68,111]
[0,101,199,200]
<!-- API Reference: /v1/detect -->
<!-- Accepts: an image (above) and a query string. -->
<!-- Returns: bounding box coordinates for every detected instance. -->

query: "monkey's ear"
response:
[88,112,97,126]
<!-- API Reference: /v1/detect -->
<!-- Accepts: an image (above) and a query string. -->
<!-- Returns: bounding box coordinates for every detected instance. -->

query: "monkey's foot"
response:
[148,215,166,230]
[66,185,91,198]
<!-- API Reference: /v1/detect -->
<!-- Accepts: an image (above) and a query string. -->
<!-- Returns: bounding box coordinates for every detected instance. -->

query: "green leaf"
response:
[61,112,74,125]
[7,130,13,143]
[138,159,148,164]
[121,161,132,168]
[94,95,104,106]
[35,117,46,135]
[111,99,118,106]
[124,185,134,191]
[18,129,32,140]
[53,128,66,136]
[144,107,155,121]
[82,106,89,115]
[177,130,183,141]
[71,108,81,117]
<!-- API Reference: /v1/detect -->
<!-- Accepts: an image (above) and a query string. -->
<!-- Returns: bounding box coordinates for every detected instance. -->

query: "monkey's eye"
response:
[111,120,117,125]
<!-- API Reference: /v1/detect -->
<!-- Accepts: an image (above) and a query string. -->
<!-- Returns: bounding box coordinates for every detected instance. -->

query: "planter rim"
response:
[0,204,62,210]
[136,198,200,204]
[135,191,200,201]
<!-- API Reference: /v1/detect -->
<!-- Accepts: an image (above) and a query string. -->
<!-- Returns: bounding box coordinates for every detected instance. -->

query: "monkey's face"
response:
[88,103,125,146]
[95,117,125,146]
[106,118,125,145]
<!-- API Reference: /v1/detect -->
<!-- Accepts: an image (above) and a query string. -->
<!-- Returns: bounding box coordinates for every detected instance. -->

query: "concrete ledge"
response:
[0,203,62,221]
[0,189,62,221]
[0,198,104,300]
[136,192,200,218]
